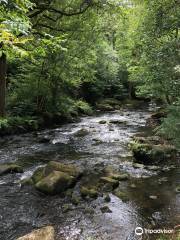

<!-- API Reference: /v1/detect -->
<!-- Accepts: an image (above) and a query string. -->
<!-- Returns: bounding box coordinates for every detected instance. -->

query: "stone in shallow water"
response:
[110,173,129,181]
[35,171,75,195]
[114,190,129,202]
[99,120,107,124]
[100,177,119,189]
[149,195,158,200]
[45,161,83,179]
[17,226,54,240]
[80,186,98,198]
[74,128,89,137]
[0,163,23,176]
[100,206,112,213]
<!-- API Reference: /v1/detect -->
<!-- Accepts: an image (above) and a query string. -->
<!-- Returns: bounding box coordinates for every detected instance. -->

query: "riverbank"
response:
[0,99,146,136]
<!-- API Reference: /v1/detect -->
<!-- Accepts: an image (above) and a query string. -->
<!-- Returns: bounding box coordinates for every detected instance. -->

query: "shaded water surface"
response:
[0,106,179,240]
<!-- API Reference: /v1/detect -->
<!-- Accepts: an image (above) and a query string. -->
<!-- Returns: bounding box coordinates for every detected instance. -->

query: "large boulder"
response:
[130,141,176,165]
[0,163,23,176]
[16,226,54,240]
[45,161,83,179]
[35,171,75,195]
[32,167,46,184]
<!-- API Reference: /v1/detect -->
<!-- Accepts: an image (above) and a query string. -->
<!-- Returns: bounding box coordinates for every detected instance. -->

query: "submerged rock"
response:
[100,177,119,189]
[80,186,98,199]
[35,171,75,195]
[20,178,33,186]
[16,226,54,240]
[114,190,129,202]
[104,194,111,202]
[74,128,89,137]
[0,163,23,176]
[109,119,127,124]
[100,206,112,213]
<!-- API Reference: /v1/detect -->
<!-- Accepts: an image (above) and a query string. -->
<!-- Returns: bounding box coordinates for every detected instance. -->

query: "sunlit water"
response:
[0,105,179,240]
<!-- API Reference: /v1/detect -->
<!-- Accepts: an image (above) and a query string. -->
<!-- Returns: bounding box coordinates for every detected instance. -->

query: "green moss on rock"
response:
[35,171,75,195]
[0,163,23,176]
[45,161,83,179]
[80,186,98,198]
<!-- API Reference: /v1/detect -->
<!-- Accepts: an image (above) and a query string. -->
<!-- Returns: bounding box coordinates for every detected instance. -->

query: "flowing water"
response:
[0,105,179,240]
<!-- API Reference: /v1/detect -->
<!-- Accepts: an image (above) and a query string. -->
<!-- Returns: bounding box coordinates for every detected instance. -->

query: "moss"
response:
[110,173,129,181]
[31,167,46,184]
[114,190,129,202]
[45,161,83,179]
[20,178,33,186]
[130,140,176,164]
[35,171,75,195]
[96,103,114,111]
[80,186,98,199]
[0,163,23,176]
[62,204,72,213]
[71,194,81,205]
[100,206,112,213]
[100,177,119,189]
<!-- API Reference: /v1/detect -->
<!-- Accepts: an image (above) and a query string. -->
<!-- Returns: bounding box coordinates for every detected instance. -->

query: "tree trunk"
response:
[0,52,7,117]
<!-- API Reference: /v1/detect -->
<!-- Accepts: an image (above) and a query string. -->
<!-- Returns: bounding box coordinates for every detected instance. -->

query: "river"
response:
[0,104,179,240]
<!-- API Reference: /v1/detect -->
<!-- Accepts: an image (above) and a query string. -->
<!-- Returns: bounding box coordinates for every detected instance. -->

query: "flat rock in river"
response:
[16,226,54,240]
[0,163,23,176]
[35,171,75,195]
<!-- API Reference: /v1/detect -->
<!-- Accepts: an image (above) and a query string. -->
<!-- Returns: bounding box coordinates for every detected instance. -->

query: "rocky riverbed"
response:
[0,104,179,240]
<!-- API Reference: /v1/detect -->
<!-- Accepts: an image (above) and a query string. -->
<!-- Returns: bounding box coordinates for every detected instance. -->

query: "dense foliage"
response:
[0,0,179,146]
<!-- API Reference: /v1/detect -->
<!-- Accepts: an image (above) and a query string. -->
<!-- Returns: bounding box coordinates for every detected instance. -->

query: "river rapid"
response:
[0,104,179,240]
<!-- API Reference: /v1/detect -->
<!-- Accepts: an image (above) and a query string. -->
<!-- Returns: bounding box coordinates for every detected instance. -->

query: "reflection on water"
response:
[0,106,179,240]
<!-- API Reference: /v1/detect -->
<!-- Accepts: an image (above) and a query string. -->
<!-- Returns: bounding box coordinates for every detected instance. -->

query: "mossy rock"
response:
[109,119,127,124]
[104,194,111,202]
[71,194,81,205]
[35,171,75,195]
[99,120,107,124]
[74,128,89,137]
[130,141,176,165]
[80,186,98,199]
[45,161,83,179]
[0,163,23,176]
[20,178,33,186]
[110,173,129,181]
[96,103,114,112]
[114,190,129,202]
[32,167,46,184]
[100,177,119,189]
[100,206,112,213]
[62,204,72,213]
